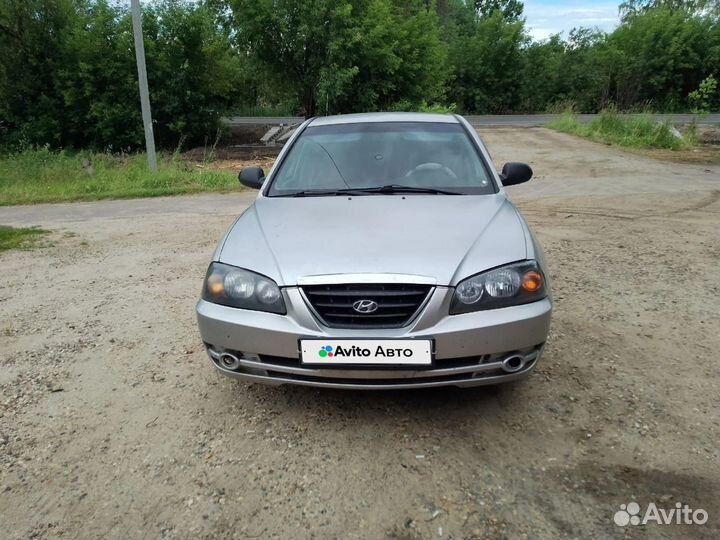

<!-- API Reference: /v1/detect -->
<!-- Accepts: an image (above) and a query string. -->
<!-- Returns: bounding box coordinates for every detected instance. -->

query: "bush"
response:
[385,101,457,114]
[549,110,691,150]
[228,0,448,117]
[689,75,719,114]
[0,0,243,151]
[1,0,719,144]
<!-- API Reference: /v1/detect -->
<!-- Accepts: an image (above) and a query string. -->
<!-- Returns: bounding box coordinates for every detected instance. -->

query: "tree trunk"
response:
[303,85,316,118]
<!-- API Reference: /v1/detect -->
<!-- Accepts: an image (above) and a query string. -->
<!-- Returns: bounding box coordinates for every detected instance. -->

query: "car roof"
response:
[308,112,459,126]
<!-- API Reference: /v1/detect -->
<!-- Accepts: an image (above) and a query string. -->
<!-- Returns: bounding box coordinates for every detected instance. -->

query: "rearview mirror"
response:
[500,162,533,186]
[239,167,265,189]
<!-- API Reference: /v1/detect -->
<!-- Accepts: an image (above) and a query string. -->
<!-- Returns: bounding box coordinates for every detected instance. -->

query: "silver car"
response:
[196,113,552,389]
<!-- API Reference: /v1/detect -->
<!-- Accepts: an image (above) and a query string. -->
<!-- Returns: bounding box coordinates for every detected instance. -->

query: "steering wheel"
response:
[405,162,458,181]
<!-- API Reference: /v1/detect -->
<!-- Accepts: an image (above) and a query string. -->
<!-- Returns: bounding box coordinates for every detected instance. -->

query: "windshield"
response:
[266,122,496,196]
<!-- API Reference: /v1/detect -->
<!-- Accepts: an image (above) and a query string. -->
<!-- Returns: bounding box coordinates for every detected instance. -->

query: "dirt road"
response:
[1,128,718,539]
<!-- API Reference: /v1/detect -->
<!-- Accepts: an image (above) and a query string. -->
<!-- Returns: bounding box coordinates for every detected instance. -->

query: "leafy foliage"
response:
[620,0,720,18]
[0,0,243,150]
[608,7,720,110]
[0,0,719,152]
[688,75,719,113]
[549,110,692,150]
[473,0,524,19]
[226,0,448,116]
[446,10,527,113]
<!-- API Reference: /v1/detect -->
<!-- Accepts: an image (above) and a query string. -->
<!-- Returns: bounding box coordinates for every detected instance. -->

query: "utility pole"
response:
[131,0,157,172]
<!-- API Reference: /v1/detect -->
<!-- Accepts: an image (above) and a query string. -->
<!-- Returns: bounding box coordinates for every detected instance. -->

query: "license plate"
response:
[300,339,433,366]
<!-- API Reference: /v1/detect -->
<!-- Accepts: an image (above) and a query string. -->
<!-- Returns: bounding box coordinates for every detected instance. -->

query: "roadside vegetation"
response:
[0,148,239,206]
[0,226,49,252]
[548,111,696,150]
[0,0,718,203]
[1,0,719,153]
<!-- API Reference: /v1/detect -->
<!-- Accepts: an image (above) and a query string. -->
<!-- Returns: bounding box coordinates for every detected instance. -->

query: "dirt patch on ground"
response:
[632,144,720,165]
[183,145,280,174]
[610,124,720,165]
[694,124,720,144]
[225,124,273,145]
[0,128,718,539]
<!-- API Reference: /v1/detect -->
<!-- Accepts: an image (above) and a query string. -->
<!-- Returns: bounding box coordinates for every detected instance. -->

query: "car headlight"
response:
[202,262,286,314]
[450,261,547,314]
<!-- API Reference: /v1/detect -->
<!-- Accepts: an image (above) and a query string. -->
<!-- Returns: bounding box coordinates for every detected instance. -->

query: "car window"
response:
[267,122,495,196]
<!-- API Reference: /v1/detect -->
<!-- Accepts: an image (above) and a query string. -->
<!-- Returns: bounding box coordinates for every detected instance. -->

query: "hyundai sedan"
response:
[196,112,552,389]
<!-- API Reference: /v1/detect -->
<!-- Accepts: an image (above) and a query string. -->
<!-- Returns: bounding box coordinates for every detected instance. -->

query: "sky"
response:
[523,1,621,41]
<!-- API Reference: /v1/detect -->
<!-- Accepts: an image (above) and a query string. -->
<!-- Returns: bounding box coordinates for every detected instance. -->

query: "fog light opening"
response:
[219,353,242,371]
[501,354,525,373]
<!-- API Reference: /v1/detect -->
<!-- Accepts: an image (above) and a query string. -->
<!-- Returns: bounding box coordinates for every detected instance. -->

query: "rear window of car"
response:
[266,122,496,196]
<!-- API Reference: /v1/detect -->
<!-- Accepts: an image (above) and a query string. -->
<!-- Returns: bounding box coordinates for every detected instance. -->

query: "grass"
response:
[0,147,240,206]
[0,226,49,252]
[548,111,695,151]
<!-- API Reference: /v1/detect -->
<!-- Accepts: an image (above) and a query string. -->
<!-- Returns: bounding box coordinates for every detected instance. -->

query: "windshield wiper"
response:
[278,185,462,197]
[345,184,462,195]
[278,189,368,198]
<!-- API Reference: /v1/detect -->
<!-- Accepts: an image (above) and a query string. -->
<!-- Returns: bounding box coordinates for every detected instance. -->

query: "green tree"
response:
[141,0,243,147]
[2,0,719,147]
[0,0,243,150]
[473,0,523,19]
[620,0,720,18]
[319,0,448,113]
[0,0,78,146]
[59,1,141,149]
[446,10,527,113]
[519,35,568,111]
[562,28,617,111]
[227,0,448,116]
[609,7,720,109]
[688,74,719,112]
[226,0,356,116]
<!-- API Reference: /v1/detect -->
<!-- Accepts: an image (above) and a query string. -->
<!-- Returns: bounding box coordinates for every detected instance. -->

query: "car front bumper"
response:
[196,287,552,389]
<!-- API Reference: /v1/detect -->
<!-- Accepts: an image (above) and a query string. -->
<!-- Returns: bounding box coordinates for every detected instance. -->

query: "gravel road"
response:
[1,128,718,539]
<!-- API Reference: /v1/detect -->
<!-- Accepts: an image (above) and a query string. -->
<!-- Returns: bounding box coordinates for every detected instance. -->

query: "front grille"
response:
[302,283,433,328]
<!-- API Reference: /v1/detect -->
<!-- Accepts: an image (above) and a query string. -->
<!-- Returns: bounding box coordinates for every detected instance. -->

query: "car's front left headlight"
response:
[202,262,286,314]
[450,260,547,314]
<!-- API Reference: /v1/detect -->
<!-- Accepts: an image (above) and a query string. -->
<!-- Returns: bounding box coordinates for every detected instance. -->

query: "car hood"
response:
[219,194,527,286]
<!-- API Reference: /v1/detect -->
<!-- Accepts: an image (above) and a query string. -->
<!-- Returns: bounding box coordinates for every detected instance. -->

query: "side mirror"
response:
[500,162,533,186]
[239,167,265,189]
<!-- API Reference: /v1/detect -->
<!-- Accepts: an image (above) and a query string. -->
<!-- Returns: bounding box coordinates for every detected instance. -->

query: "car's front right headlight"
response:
[202,262,286,314]
[450,260,547,314]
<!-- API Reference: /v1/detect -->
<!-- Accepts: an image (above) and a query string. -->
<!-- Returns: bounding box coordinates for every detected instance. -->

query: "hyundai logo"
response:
[352,299,379,314]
